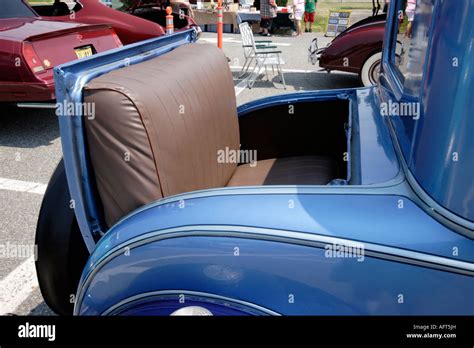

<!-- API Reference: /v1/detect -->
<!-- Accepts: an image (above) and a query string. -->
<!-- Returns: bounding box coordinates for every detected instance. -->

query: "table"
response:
[237,10,261,23]
[194,10,240,33]
[194,8,294,34]
[237,10,295,33]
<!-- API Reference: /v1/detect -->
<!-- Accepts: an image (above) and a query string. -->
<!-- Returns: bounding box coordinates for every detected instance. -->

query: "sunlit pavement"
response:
[0,31,361,316]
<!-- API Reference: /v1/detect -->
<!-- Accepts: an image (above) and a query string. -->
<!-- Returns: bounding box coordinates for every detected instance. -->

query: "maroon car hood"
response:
[0,17,100,41]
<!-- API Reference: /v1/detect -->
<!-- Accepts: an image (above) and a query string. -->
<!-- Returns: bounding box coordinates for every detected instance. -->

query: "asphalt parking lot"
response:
[0,31,361,316]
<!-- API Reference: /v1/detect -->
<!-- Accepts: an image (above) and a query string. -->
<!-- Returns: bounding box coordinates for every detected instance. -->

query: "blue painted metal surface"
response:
[74,193,474,314]
[354,88,400,184]
[47,0,474,315]
[77,236,474,315]
[87,193,474,267]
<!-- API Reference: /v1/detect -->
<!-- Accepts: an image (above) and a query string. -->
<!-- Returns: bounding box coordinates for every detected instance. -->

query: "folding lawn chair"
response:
[238,22,286,89]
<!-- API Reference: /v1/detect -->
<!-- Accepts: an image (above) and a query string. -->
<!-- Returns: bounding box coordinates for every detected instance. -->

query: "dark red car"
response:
[30,0,199,46]
[0,0,122,105]
[309,14,386,86]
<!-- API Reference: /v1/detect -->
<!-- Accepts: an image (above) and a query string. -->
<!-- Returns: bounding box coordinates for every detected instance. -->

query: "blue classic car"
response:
[36,0,474,316]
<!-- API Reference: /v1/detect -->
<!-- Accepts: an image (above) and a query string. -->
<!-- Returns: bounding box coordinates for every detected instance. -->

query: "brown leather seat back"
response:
[83,43,239,226]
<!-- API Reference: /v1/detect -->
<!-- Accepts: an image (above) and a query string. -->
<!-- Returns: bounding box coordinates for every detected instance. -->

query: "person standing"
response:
[292,0,305,36]
[404,0,416,38]
[304,0,317,32]
[259,0,278,36]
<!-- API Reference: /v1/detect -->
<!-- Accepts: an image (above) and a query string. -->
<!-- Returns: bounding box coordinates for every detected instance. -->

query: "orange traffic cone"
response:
[166,6,174,34]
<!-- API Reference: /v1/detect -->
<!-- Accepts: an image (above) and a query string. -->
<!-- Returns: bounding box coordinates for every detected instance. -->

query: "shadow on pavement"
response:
[28,301,56,316]
[0,104,59,149]
[233,70,361,91]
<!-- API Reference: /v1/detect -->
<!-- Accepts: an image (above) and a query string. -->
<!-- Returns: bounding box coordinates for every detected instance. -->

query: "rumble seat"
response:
[83,43,337,226]
[227,156,337,186]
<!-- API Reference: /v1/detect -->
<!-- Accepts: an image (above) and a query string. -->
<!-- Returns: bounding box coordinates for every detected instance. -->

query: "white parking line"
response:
[232,65,323,96]
[234,67,266,96]
[200,37,242,44]
[0,256,39,315]
[0,177,47,195]
[0,178,45,314]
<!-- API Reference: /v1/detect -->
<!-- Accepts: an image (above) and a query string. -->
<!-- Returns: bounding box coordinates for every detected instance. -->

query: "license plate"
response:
[75,46,93,59]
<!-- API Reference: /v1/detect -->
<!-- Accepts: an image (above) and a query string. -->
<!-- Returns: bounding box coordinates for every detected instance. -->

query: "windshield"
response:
[1,1,37,19]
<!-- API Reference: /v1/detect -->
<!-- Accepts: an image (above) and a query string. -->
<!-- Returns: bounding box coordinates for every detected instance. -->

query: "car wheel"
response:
[35,159,89,315]
[360,51,382,87]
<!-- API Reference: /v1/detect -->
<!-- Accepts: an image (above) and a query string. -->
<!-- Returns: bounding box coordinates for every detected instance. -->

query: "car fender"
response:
[319,20,385,74]
[74,191,474,315]
[35,159,89,315]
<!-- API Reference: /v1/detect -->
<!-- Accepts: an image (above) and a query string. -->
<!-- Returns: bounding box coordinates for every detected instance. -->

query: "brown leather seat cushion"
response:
[83,43,239,226]
[227,156,337,186]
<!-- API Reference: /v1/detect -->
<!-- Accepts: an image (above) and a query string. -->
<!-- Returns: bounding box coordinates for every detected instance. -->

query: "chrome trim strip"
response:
[75,225,474,314]
[101,290,281,316]
[16,103,57,109]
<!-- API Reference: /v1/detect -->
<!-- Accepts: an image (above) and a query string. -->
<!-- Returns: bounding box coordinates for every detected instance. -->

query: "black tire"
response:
[35,159,89,315]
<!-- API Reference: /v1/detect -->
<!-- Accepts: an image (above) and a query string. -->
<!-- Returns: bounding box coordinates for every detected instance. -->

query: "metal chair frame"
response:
[238,22,286,89]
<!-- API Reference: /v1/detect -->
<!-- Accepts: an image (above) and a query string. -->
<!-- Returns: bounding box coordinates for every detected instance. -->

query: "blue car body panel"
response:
[49,0,474,315]
[74,192,474,314]
[78,236,474,315]
[353,88,400,184]
[89,193,474,267]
